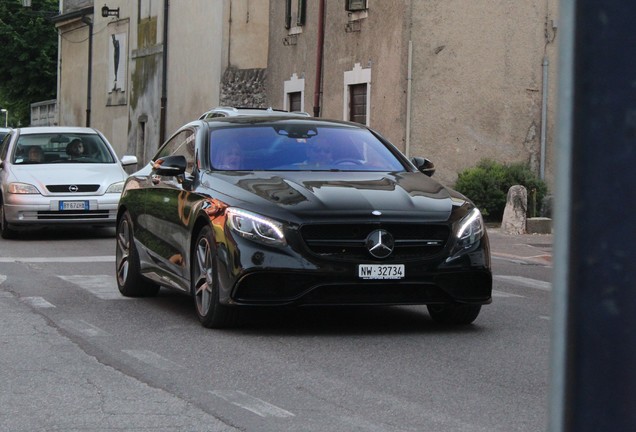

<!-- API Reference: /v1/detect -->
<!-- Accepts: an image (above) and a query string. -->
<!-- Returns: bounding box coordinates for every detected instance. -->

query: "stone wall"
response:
[220,67,268,108]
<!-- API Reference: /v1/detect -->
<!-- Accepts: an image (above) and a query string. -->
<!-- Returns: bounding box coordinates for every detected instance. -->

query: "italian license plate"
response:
[59,200,88,211]
[358,264,405,280]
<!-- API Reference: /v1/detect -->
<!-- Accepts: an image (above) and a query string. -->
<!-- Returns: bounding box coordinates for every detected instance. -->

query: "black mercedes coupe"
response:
[115,117,492,328]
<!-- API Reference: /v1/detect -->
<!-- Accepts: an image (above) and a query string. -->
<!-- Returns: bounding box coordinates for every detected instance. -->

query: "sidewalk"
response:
[487,226,553,266]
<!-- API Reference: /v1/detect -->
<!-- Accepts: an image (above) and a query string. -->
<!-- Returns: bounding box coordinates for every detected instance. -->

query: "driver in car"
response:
[302,137,334,168]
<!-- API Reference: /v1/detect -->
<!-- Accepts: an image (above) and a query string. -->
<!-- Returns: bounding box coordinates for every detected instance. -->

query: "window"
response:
[296,0,306,26]
[284,73,305,112]
[285,0,292,29]
[349,84,367,125]
[343,63,371,126]
[288,92,302,112]
[155,129,196,174]
[285,0,306,30]
[346,0,368,12]
[0,133,11,160]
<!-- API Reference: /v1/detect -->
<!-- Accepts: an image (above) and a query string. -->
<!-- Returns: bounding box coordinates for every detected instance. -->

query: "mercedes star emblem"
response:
[365,229,395,259]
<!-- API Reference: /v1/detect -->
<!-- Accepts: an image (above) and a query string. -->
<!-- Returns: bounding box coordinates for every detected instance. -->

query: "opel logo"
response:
[68,185,79,192]
[365,229,394,259]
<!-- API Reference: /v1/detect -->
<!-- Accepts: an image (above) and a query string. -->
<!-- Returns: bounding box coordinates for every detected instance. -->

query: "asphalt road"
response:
[0,226,552,432]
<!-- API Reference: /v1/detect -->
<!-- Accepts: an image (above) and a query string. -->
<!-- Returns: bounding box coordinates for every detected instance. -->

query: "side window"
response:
[155,129,196,174]
[0,133,10,160]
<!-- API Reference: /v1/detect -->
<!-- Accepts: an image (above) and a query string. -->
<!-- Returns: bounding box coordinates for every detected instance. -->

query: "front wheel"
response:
[0,199,17,240]
[192,225,237,328]
[427,304,481,325]
[115,211,159,297]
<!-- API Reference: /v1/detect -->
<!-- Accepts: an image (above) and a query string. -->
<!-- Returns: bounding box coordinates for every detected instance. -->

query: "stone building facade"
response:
[53,0,269,164]
[52,0,558,186]
[266,0,559,186]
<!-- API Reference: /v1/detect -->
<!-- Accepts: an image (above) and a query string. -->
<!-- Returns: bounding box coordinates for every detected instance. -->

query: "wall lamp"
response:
[101,4,120,18]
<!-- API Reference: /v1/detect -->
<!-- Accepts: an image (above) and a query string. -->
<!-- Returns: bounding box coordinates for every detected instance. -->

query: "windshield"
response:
[12,133,116,165]
[209,124,406,172]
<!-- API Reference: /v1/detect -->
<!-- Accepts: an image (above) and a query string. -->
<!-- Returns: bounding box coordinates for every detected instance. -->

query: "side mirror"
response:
[120,155,138,166]
[152,155,187,176]
[411,157,435,177]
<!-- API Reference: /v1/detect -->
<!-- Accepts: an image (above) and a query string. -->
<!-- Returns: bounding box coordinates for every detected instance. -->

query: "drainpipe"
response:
[81,15,93,127]
[313,0,325,117]
[540,55,549,179]
[405,40,413,157]
[159,0,169,145]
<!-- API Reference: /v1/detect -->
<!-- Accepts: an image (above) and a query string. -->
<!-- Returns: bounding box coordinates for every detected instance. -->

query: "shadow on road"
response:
[7,226,116,241]
[143,289,486,336]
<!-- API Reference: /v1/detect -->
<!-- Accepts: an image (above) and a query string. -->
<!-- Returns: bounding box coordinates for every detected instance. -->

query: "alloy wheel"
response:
[194,235,214,316]
[115,217,130,286]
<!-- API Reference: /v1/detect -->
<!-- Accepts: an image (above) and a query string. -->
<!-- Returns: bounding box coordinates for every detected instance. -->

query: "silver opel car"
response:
[0,126,137,239]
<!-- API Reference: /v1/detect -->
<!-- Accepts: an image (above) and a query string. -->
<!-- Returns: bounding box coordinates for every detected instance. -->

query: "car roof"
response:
[199,106,311,119]
[199,116,367,129]
[13,126,101,135]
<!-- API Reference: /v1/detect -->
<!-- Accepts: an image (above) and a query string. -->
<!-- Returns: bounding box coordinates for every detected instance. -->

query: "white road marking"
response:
[123,350,184,371]
[210,390,295,418]
[0,275,6,284]
[492,256,527,265]
[0,256,114,263]
[492,289,525,298]
[60,319,110,337]
[58,275,127,300]
[494,275,552,291]
[539,315,551,320]
[22,296,56,308]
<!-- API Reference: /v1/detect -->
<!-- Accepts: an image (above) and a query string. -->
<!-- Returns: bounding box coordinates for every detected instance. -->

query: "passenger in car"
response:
[66,139,86,159]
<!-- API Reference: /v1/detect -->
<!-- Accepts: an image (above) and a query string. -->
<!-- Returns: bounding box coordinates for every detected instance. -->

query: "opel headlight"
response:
[8,182,39,194]
[106,181,125,194]
[227,208,286,246]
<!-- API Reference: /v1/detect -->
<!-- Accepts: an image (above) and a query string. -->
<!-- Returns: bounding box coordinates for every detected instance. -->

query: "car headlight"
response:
[226,208,286,246]
[446,208,485,263]
[456,208,485,249]
[8,182,39,194]
[106,181,125,194]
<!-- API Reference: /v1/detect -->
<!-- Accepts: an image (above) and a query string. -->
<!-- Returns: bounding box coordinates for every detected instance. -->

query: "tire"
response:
[427,304,482,325]
[192,225,237,328]
[0,199,17,240]
[115,211,159,297]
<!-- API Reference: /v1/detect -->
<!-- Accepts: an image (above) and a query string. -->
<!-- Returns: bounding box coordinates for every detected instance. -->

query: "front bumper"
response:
[3,193,120,226]
[216,236,492,307]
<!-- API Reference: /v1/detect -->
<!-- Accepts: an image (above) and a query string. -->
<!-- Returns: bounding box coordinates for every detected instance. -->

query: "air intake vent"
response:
[46,184,100,193]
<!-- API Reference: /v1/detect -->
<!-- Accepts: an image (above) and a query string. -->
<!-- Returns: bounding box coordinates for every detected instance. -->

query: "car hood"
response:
[208,171,461,222]
[10,164,126,190]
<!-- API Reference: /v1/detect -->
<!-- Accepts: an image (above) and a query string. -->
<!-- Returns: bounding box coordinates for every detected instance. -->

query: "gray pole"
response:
[550,0,636,430]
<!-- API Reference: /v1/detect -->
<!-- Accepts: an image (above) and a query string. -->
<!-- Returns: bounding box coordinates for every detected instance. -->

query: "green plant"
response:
[454,159,548,222]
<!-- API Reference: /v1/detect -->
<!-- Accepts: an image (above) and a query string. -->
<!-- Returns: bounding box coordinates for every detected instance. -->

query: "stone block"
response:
[526,217,552,234]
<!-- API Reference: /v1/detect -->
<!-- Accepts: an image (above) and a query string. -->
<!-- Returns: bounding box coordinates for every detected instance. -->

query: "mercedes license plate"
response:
[358,264,405,280]
[59,200,88,211]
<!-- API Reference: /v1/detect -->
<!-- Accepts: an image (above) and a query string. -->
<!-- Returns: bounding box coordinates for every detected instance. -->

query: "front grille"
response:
[300,223,450,261]
[37,210,111,220]
[46,184,101,193]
